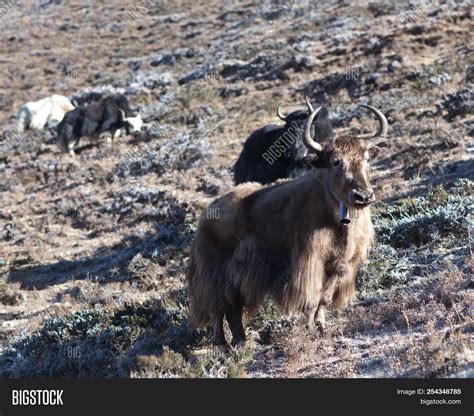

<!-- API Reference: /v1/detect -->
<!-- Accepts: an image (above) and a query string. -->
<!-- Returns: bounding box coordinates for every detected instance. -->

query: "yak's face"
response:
[284,111,311,161]
[302,104,387,210]
[125,114,143,133]
[284,108,332,161]
[119,109,143,133]
[326,137,380,208]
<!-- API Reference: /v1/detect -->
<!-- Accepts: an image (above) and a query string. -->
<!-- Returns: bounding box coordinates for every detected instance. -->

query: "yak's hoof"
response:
[307,321,325,338]
[213,343,230,354]
[314,321,326,335]
[231,340,246,349]
[305,323,314,331]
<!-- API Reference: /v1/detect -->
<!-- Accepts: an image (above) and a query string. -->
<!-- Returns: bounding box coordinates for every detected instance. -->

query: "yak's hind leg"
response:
[226,303,246,347]
[212,312,228,350]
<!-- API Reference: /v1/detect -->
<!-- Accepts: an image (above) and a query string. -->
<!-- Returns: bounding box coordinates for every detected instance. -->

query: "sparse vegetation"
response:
[0,0,472,378]
[357,179,473,297]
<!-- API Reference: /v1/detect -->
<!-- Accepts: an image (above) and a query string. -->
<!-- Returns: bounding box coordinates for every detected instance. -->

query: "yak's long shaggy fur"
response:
[188,137,375,345]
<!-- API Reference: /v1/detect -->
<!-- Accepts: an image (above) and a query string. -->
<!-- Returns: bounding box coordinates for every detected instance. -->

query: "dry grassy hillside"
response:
[0,0,472,378]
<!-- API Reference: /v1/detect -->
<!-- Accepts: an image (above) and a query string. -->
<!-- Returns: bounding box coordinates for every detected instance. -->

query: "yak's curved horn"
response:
[305,96,314,113]
[276,103,287,121]
[118,108,127,121]
[356,104,388,139]
[303,106,324,153]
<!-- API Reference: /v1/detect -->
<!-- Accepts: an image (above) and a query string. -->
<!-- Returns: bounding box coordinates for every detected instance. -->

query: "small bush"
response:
[358,180,472,296]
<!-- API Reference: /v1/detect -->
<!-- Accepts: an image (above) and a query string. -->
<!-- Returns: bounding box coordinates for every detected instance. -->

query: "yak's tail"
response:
[186,245,213,327]
[186,236,230,328]
[16,107,28,133]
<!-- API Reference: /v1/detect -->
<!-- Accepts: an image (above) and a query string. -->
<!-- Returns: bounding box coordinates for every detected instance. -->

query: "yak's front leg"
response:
[303,262,324,330]
[314,304,326,334]
[107,129,121,146]
[67,142,76,157]
[315,262,350,331]
[304,305,318,330]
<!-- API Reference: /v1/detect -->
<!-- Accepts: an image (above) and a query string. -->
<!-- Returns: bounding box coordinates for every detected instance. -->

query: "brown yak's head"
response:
[303,104,388,209]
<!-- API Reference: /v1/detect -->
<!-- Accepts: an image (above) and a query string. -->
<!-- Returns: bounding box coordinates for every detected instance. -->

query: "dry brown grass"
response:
[0,0,472,378]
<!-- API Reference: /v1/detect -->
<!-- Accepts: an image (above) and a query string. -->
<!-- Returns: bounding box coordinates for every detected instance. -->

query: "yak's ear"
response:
[303,153,329,169]
[368,145,381,160]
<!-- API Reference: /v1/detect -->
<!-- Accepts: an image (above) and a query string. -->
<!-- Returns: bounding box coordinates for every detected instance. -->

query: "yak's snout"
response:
[349,188,375,206]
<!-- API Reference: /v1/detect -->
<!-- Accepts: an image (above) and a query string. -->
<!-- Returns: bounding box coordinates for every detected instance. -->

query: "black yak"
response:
[233,97,333,185]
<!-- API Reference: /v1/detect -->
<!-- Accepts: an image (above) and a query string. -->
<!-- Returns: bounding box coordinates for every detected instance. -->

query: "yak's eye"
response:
[332,158,342,167]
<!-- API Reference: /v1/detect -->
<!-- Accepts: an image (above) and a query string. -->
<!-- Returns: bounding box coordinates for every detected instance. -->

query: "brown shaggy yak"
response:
[187,104,388,348]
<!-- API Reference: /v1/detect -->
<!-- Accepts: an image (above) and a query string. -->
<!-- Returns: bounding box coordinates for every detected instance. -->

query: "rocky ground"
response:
[0,0,472,378]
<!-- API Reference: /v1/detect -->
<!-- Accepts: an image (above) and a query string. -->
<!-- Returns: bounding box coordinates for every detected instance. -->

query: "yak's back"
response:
[234,125,289,185]
[198,182,263,240]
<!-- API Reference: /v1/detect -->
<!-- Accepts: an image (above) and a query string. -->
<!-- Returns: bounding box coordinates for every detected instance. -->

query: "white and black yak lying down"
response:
[17,94,75,132]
